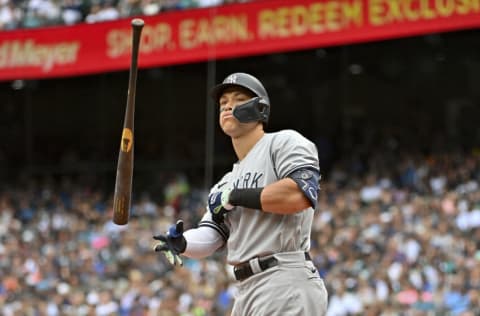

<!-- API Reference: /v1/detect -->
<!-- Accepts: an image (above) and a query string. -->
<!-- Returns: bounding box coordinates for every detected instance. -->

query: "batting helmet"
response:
[211,73,270,124]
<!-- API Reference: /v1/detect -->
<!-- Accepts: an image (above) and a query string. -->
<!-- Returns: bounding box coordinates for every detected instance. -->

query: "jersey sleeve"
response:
[270,130,320,179]
[183,217,227,259]
[198,212,229,242]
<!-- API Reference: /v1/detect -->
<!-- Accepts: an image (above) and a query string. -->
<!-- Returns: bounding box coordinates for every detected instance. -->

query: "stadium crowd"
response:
[1,147,480,315]
[0,0,252,30]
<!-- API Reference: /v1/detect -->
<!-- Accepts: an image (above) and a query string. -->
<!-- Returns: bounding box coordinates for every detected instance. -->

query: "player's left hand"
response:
[153,220,186,266]
[208,189,234,224]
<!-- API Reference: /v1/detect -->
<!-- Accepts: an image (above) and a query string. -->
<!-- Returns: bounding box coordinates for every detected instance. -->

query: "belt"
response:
[233,252,312,281]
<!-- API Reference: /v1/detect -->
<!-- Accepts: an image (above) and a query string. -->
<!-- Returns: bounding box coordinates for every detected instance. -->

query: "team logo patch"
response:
[300,170,313,180]
[225,74,237,84]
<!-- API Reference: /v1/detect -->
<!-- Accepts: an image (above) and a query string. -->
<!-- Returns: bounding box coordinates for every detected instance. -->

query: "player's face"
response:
[218,87,259,137]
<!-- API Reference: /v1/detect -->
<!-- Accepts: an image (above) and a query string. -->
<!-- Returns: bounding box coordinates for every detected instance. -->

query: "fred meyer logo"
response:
[0,39,80,72]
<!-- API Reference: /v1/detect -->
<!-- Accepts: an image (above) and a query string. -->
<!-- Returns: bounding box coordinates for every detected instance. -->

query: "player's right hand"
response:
[207,189,234,224]
[153,220,186,266]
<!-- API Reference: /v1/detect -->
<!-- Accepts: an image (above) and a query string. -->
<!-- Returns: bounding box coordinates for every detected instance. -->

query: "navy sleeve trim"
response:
[199,221,229,241]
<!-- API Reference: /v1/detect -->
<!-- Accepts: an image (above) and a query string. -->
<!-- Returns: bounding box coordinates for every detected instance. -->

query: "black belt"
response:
[233,252,312,281]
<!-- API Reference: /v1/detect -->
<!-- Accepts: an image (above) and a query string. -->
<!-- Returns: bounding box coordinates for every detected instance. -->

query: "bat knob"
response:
[132,18,144,27]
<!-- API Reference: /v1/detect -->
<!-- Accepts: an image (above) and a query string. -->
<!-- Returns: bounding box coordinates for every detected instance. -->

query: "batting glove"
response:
[153,220,186,266]
[207,189,234,224]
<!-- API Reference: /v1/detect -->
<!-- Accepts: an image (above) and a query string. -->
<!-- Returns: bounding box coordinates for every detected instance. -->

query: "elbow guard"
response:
[287,168,320,209]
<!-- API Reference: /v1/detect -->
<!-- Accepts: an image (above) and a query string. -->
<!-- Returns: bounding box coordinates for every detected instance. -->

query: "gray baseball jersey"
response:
[198,129,319,265]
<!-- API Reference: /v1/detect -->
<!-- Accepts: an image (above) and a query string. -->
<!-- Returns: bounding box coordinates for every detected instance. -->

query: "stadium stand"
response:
[0,0,252,30]
[1,149,479,315]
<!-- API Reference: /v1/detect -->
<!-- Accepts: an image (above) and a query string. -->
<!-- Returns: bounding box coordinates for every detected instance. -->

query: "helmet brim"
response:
[210,83,256,105]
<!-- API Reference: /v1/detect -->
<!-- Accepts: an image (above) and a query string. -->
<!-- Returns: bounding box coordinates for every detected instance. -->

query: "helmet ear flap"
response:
[260,102,269,124]
[232,97,264,123]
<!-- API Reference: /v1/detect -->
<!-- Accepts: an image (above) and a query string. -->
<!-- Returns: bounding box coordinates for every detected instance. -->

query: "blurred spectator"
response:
[118,0,143,17]
[0,0,23,30]
[60,0,83,25]
[326,280,363,316]
[25,0,61,27]
[196,0,222,8]
[140,0,161,16]
[86,0,120,23]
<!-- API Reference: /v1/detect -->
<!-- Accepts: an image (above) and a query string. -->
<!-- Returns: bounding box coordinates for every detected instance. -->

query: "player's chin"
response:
[221,126,236,137]
[221,124,241,137]
[220,119,236,130]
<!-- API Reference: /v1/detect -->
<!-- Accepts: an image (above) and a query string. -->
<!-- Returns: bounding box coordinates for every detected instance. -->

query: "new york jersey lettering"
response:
[233,172,264,189]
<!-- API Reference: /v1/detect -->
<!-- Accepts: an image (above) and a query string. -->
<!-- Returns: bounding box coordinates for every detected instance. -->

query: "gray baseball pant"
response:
[231,251,328,316]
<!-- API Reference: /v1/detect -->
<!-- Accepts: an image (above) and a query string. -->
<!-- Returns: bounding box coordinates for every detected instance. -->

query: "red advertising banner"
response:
[1,0,480,81]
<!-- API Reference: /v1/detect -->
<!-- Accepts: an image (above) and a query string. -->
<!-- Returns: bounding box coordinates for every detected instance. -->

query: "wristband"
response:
[229,188,264,210]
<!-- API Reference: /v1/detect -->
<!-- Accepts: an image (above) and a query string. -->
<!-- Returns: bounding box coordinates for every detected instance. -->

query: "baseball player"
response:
[153,72,328,315]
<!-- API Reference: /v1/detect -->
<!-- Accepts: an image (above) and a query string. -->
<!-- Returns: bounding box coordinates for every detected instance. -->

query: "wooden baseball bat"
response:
[113,18,144,225]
